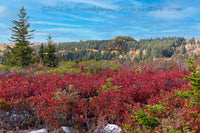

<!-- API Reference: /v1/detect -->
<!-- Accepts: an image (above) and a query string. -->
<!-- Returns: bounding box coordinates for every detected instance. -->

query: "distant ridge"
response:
[2,38,200,46]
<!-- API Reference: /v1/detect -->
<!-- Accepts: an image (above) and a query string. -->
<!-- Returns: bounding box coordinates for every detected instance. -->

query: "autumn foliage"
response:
[0,61,199,132]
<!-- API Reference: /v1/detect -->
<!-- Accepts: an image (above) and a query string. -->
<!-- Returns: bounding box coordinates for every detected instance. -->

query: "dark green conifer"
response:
[43,35,58,67]
[38,43,45,61]
[4,6,35,67]
[180,46,186,55]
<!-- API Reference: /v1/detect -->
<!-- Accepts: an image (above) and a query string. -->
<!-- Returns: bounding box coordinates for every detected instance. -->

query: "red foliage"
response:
[0,67,199,132]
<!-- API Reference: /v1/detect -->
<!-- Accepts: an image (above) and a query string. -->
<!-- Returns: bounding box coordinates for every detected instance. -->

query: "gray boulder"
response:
[61,126,71,133]
[28,128,48,133]
[97,124,121,133]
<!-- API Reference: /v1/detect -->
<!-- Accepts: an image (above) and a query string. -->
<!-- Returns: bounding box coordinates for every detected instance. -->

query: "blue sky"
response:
[0,0,200,43]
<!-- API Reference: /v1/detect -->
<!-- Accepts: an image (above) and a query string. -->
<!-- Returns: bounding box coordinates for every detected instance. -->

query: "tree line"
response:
[34,37,189,63]
[4,7,58,67]
[33,40,119,62]
[130,37,187,60]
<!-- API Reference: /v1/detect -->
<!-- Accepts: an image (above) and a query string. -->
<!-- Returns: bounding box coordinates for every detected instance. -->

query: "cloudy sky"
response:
[0,0,200,43]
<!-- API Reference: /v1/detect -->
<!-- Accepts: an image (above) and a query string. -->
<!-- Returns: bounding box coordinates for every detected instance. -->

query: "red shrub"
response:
[0,66,197,132]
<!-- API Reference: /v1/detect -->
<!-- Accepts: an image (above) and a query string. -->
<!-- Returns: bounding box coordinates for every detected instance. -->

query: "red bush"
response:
[0,66,198,132]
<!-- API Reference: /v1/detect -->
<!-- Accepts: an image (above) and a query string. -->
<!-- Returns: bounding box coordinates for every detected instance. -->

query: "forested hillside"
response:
[32,37,193,62]
[1,37,199,64]
[131,37,186,59]
[33,40,118,62]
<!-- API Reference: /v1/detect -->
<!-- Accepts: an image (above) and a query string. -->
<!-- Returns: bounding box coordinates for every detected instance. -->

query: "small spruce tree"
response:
[4,6,35,67]
[43,35,58,67]
[38,43,45,61]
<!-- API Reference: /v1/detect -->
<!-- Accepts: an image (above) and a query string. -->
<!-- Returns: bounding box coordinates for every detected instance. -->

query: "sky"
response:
[0,0,200,43]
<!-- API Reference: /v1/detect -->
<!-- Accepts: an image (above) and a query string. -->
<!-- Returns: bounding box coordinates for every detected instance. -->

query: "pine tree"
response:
[180,46,186,55]
[4,6,35,67]
[176,57,200,105]
[189,38,195,45]
[38,43,45,61]
[138,49,143,60]
[197,40,200,48]
[43,35,58,67]
[106,36,137,63]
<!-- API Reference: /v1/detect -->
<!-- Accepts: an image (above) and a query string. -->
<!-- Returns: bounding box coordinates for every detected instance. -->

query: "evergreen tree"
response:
[197,40,200,48]
[38,43,45,61]
[189,38,195,45]
[145,47,152,59]
[4,6,35,67]
[138,49,143,60]
[43,35,58,67]
[106,36,137,63]
[94,52,101,61]
[180,46,187,55]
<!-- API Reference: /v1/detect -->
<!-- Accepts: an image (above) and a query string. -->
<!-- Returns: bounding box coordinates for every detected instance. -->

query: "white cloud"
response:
[128,0,143,7]
[0,6,7,13]
[66,13,105,22]
[31,21,80,27]
[34,0,59,6]
[35,0,117,8]
[189,23,200,30]
[44,28,92,33]
[107,15,117,18]
[161,29,181,33]
[0,23,7,28]
[34,32,50,36]
[0,6,12,19]
[72,0,116,8]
